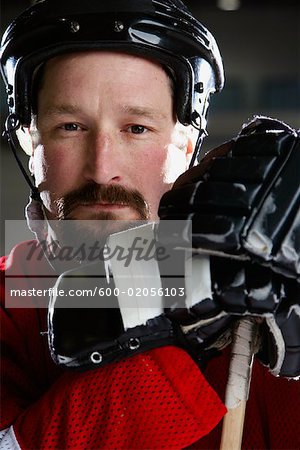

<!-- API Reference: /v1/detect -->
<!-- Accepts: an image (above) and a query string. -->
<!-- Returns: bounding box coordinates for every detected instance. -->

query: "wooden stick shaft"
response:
[220,319,257,450]
[220,401,246,450]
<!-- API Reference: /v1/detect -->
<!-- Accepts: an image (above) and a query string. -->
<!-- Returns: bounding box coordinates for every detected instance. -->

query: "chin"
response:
[53,210,148,248]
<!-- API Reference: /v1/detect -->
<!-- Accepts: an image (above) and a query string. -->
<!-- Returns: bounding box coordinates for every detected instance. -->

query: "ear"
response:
[28,122,39,155]
[184,137,194,167]
[186,138,194,155]
[28,156,34,176]
[15,127,34,156]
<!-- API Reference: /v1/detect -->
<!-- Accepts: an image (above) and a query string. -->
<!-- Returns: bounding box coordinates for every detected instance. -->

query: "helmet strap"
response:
[188,130,205,168]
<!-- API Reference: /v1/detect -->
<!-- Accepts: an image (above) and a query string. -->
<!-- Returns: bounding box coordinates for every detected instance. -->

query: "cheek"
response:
[134,145,187,216]
[33,144,77,193]
[136,148,167,187]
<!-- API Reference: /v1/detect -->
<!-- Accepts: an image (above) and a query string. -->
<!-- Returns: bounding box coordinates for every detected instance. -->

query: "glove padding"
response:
[158,116,300,378]
[168,255,300,378]
[48,261,178,370]
[259,277,300,377]
[159,116,300,280]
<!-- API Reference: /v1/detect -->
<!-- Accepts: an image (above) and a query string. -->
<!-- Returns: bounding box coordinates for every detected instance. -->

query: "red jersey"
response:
[1,241,299,449]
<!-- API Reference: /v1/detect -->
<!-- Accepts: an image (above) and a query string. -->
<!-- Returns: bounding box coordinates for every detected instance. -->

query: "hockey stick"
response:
[220,318,259,450]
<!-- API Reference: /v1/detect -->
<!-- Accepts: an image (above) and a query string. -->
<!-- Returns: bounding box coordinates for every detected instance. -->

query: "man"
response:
[1,0,299,449]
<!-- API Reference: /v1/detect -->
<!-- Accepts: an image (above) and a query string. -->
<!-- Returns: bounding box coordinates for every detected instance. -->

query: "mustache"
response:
[54,183,150,220]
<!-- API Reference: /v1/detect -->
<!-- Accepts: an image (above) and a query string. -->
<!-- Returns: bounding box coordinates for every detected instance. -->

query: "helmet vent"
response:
[70,21,80,33]
[59,18,80,33]
[114,21,125,33]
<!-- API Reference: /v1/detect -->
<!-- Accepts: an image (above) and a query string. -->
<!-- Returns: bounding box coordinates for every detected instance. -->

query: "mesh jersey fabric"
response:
[12,348,226,450]
[1,241,225,449]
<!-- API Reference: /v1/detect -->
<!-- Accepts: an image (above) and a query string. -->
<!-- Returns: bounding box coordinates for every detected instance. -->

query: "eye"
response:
[60,123,81,132]
[128,125,148,134]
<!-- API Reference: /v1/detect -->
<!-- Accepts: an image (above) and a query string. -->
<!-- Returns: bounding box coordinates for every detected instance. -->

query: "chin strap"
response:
[188,131,206,168]
[3,113,41,202]
[188,108,209,168]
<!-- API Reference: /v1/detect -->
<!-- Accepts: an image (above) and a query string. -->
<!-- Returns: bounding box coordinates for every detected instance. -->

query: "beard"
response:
[46,183,151,264]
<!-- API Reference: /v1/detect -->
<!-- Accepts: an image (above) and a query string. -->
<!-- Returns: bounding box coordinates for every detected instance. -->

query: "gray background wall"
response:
[1,0,299,253]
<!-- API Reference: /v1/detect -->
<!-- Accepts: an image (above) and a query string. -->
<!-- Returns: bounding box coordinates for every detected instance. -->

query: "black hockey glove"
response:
[47,259,176,370]
[158,116,300,378]
[47,251,236,372]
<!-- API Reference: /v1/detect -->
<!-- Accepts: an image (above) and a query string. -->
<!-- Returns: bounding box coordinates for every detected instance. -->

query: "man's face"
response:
[30,51,190,225]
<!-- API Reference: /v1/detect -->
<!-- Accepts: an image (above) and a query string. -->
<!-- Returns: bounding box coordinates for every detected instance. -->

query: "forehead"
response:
[40,50,173,91]
[35,50,175,119]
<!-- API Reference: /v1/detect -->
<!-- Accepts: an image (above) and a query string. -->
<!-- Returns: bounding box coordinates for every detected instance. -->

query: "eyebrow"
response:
[121,105,169,121]
[41,104,82,117]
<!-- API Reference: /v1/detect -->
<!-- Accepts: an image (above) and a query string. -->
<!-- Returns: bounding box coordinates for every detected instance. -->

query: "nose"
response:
[83,130,122,185]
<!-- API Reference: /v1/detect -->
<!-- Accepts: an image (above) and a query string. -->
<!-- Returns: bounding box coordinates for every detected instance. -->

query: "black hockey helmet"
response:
[1,0,224,135]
